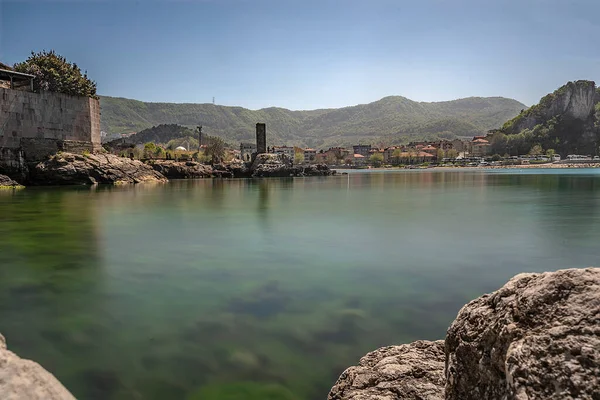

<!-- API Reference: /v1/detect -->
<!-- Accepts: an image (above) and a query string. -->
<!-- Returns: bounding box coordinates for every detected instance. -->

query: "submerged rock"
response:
[29,152,167,185]
[0,333,75,399]
[0,174,23,188]
[328,340,445,400]
[149,160,213,179]
[445,267,600,400]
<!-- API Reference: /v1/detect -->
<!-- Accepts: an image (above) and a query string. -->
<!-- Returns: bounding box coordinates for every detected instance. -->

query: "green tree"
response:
[369,153,384,167]
[14,50,97,98]
[491,154,502,162]
[529,144,543,156]
[294,151,304,165]
[436,148,445,162]
[143,142,157,159]
[446,149,459,159]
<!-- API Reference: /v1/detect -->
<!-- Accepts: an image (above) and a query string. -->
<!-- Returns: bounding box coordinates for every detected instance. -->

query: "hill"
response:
[99,95,526,148]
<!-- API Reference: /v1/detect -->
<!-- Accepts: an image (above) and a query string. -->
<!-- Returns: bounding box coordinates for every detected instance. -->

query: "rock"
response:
[250,153,294,177]
[29,152,168,185]
[250,153,336,177]
[328,340,445,400]
[149,160,213,179]
[0,174,23,188]
[0,333,75,399]
[211,163,234,178]
[445,267,600,400]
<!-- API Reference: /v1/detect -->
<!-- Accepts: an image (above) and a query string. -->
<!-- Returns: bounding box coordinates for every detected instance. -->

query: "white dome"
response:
[175,146,187,151]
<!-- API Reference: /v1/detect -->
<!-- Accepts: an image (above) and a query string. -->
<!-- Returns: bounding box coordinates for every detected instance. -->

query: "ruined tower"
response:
[256,123,266,154]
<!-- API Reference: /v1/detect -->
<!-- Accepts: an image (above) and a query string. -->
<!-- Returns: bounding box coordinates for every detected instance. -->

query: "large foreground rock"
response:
[149,159,213,179]
[29,153,167,185]
[0,334,75,399]
[0,174,23,188]
[328,340,445,400]
[445,267,600,400]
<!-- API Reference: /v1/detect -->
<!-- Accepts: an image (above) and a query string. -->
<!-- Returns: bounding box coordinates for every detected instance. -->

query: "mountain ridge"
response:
[100,94,526,148]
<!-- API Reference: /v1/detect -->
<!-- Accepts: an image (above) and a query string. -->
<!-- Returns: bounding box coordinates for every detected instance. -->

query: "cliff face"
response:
[329,268,600,400]
[503,80,597,134]
[496,81,600,156]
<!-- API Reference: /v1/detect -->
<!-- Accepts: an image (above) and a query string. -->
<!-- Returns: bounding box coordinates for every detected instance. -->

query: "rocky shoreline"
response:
[2,152,337,186]
[329,267,600,400]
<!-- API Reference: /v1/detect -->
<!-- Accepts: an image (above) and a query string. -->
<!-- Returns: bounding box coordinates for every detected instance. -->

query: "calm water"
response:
[1,169,600,399]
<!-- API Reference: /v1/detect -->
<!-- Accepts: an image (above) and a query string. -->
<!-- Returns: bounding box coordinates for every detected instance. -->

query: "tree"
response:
[325,152,336,165]
[546,148,555,161]
[392,148,404,165]
[14,50,97,98]
[436,148,445,162]
[143,142,157,159]
[446,149,459,159]
[204,136,226,164]
[294,151,304,165]
[529,144,543,156]
[369,153,384,167]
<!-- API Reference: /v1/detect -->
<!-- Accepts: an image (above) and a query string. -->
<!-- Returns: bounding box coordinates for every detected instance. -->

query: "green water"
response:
[1,169,600,399]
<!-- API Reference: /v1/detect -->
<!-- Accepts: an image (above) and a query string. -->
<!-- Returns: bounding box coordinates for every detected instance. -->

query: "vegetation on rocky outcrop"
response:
[494,80,600,156]
[100,95,525,147]
[14,51,97,98]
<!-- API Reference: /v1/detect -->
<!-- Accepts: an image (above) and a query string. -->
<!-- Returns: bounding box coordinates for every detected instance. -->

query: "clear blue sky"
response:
[1,0,599,109]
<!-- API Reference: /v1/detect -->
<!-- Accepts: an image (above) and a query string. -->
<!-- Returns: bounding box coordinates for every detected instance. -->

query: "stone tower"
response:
[256,123,266,154]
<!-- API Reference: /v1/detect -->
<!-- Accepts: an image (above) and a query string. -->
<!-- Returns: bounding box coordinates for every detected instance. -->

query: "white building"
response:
[303,148,317,164]
[273,146,295,160]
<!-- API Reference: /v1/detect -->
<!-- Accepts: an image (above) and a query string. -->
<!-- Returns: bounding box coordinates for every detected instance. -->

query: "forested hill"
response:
[100,95,525,148]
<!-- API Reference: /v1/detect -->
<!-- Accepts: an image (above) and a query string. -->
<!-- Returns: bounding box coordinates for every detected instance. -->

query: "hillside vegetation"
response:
[100,95,525,148]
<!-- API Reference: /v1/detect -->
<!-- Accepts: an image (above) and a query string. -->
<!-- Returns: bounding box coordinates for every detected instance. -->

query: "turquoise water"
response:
[1,169,600,399]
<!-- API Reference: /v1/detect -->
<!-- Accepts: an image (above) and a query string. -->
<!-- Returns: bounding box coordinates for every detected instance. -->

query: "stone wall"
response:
[0,88,101,150]
[0,147,26,178]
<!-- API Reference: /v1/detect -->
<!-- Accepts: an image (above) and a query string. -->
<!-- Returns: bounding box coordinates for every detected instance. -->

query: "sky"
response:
[1,0,599,110]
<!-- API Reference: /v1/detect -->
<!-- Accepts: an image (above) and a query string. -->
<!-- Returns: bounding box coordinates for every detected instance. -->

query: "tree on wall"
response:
[13,50,97,98]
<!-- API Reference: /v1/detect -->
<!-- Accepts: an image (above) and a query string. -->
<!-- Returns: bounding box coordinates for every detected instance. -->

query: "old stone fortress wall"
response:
[0,66,100,169]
